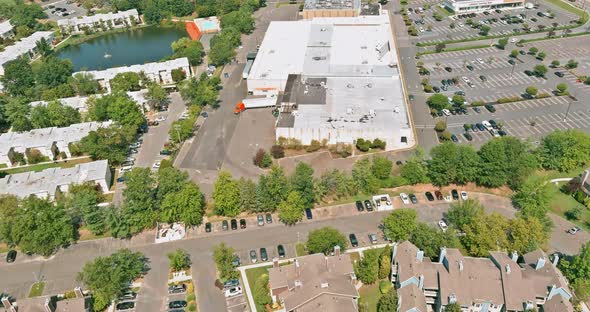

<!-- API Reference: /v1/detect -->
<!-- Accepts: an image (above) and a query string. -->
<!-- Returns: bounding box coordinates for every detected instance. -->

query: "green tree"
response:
[378,252,391,279]
[146,82,169,110]
[508,217,548,254]
[278,191,305,225]
[208,28,240,65]
[171,37,205,66]
[4,97,32,131]
[121,168,157,235]
[35,57,74,88]
[179,74,219,107]
[7,196,75,256]
[533,64,548,77]
[220,6,255,33]
[382,209,417,242]
[160,183,204,226]
[377,289,397,312]
[156,167,189,201]
[444,303,461,312]
[8,2,46,28]
[462,212,509,256]
[560,242,590,285]
[70,73,101,95]
[538,130,590,172]
[355,248,380,284]
[479,24,491,35]
[525,86,538,97]
[1,57,35,97]
[290,162,315,208]
[0,195,20,246]
[477,137,537,189]
[428,143,479,186]
[80,125,136,165]
[371,156,393,180]
[427,93,450,111]
[551,60,560,67]
[110,72,141,93]
[169,117,196,143]
[306,227,347,255]
[78,249,148,311]
[256,166,289,212]
[446,199,484,231]
[237,178,257,212]
[511,177,554,231]
[213,243,240,281]
[565,59,578,69]
[107,94,145,130]
[60,182,105,234]
[528,47,539,55]
[497,37,508,49]
[400,158,429,184]
[167,249,191,271]
[411,223,461,258]
[213,171,241,217]
[352,158,380,194]
[556,83,568,95]
[510,49,519,58]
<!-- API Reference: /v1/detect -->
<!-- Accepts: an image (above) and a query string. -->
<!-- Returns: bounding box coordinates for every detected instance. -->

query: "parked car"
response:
[445,66,453,72]
[169,301,187,309]
[250,250,257,263]
[225,287,243,298]
[277,245,286,258]
[118,292,137,301]
[116,301,135,311]
[476,123,486,131]
[451,134,459,143]
[555,71,564,77]
[260,248,268,261]
[159,149,172,155]
[223,279,240,289]
[230,219,238,230]
[400,193,410,204]
[305,208,313,219]
[438,220,449,232]
[364,200,373,212]
[349,234,358,247]
[568,226,581,235]
[168,284,186,294]
[461,191,468,200]
[435,190,444,200]
[409,193,418,204]
[6,250,16,263]
[464,132,473,141]
[355,200,364,212]
[425,192,435,201]
[240,219,247,229]
[266,213,273,224]
[451,189,459,200]
[369,233,378,244]
[205,222,211,233]
[473,107,481,113]
[232,255,241,267]
[152,161,161,169]
[508,59,516,65]
[257,214,264,226]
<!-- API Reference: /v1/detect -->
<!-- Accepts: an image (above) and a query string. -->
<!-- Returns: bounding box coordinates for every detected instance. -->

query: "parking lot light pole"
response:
[564,95,574,122]
[174,124,181,143]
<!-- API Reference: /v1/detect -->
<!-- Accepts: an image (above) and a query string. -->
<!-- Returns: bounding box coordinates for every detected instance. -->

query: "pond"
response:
[56,25,187,71]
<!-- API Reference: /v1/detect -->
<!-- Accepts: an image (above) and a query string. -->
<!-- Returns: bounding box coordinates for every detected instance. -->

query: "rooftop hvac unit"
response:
[393,107,400,113]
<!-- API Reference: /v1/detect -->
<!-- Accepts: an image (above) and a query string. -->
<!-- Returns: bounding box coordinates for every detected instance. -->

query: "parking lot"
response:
[43,1,86,21]
[405,0,579,44]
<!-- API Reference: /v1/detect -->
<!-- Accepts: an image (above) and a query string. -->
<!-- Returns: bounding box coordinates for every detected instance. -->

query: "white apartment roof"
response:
[0,160,109,198]
[0,121,112,158]
[75,57,189,81]
[304,0,361,10]
[57,9,139,27]
[0,31,54,66]
[0,20,13,35]
[248,14,396,82]
[29,95,100,112]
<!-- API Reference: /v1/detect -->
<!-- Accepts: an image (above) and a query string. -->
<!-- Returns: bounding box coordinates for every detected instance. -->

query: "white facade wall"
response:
[58,9,140,34]
[443,0,524,13]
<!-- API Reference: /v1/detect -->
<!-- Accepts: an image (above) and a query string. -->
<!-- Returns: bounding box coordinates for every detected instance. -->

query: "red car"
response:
[435,191,444,200]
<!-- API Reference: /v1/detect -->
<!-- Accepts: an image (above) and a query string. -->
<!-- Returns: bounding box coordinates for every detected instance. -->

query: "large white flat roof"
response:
[0,31,54,66]
[248,14,397,83]
[75,57,189,81]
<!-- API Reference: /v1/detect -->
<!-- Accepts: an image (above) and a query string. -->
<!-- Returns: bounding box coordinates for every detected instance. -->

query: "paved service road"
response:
[1,193,588,312]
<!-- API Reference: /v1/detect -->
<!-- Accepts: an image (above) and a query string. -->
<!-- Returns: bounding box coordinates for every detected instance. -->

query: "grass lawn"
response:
[0,243,8,253]
[78,226,111,241]
[436,6,453,16]
[2,157,91,175]
[28,282,45,298]
[544,0,590,23]
[548,183,590,231]
[0,0,14,4]
[358,283,383,312]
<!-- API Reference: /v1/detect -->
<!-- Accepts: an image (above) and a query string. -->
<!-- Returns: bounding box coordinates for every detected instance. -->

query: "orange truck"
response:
[234,102,246,114]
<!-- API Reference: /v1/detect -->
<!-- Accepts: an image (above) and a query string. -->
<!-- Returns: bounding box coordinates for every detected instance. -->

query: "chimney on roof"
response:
[511,251,518,262]
[418,274,424,290]
[505,264,511,274]
[439,247,447,264]
[295,258,301,277]
[536,257,546,270]
[458,260,463,272]
[552,254,559,266]
[449,294,457,304]
[2,297,16,312]
[273,257,279,269]
[334,245,341,257]
[416,250,424,263]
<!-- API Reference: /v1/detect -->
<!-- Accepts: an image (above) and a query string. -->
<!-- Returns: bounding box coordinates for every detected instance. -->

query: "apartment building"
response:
[0,20,14,39]
[392,241,574,312]
[57,9,140,34]
[0,31,54,75]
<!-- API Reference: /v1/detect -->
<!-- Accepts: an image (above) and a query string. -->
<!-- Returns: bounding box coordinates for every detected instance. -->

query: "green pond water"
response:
[56,26,187,71]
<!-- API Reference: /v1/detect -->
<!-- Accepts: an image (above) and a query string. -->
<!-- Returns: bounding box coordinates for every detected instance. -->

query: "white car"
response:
[224,286,243,298]
[442,109,451,116]
[179,112,189,119]
[400,193,410,204]
[438,220,448,232]
[152,161,161,169]
[119,166,132,175]
[461,76,470,83]
[155,116,166,122]
[476,58,484,64]
[419,27,425,32]
[460,191,468,200]
[458,22,464,27]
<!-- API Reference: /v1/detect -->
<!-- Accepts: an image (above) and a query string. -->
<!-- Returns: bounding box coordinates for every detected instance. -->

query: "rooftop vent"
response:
[320,282,329,288]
